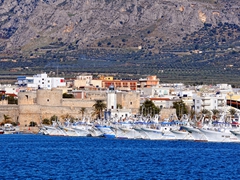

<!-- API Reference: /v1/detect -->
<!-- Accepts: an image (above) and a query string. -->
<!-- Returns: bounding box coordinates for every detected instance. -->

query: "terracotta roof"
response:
[150,97,170,101]
[5,93,17,97]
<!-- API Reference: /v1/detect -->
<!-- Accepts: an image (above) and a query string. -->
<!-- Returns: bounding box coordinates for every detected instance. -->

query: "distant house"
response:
[16,72,66,90]
[102,80,138,91]
[149,97,172,109]
[138,75,160,88]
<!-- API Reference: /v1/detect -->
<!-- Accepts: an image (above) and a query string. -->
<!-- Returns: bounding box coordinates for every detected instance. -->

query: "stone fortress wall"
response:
[0,89,144,130]
[116,91,140,114]
[17,89,99,127]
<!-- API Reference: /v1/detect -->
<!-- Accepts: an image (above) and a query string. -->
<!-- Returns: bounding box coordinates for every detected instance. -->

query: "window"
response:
[197,106,199,109]
[130,102,132,105]
[47,99,49,102]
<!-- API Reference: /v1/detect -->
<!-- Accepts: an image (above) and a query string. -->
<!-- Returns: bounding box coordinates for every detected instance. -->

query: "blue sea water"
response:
[0,135,239,180]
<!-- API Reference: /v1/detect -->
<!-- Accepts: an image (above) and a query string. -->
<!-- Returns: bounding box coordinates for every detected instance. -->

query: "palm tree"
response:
[50,115,58,124]
[172,100,188,119]
[229,108,236,118]
[189,109,195,121]
[92,100,106,119]
[201,109,211,118]
[3,114,11,121]
[42,118,50,125]
[201,109,210,115]
[79,107,86,120]
[61,113,74,122]
[117,104,123,109]
[211,109,219,120]
[140,99,160,117]
[3,114,12,124]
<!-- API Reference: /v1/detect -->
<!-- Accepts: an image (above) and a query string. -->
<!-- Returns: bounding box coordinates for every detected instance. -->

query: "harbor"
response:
[1,73,240,143]
[37,111,240,143]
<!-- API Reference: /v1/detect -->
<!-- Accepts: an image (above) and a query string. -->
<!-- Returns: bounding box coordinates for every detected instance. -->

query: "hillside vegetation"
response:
[0,0,240,85]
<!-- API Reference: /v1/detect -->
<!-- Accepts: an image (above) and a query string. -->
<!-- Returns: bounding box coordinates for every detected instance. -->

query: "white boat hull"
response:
[113,127,142,139]
[230,130,240,140]
[181,126,208,141]
[199,128,239,142]
[95,126,115,138]
[170,130,194,141]
[44,126,67,136]
[141,128,175,140]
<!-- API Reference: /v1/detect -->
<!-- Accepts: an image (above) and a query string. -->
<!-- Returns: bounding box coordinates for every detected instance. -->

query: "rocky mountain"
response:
[0,0,240,85]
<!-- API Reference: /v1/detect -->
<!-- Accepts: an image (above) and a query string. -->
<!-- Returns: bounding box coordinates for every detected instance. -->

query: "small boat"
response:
[3,123,17,134]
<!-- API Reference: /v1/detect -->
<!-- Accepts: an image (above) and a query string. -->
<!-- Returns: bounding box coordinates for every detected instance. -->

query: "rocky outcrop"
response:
[0,0,239,53]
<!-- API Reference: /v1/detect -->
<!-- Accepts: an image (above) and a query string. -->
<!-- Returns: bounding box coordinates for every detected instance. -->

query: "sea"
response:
[0,135,239,180]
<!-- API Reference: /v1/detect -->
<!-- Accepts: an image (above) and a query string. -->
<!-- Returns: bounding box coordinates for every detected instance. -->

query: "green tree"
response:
[1,114,12,125]
[92,100,106,119]
[117,104,123,109]
[140,99,160,117]
[229,108,236,117]
[211,109,219,120]
[42,118,50,125]
[50,115,58,124]
[61,113,74,121]
[201,109,210,117]
[3,114,11,121]
[173,100,188,119]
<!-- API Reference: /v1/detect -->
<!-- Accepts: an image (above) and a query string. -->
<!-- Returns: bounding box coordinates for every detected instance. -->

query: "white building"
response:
[193,93,226,113]
[141,86,171,97]
[16,73,66,90]
[149,97,173,109]
[0,84,18,95]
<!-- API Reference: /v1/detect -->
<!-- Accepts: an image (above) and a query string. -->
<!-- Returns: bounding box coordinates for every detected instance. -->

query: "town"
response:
[0,72,239,142]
